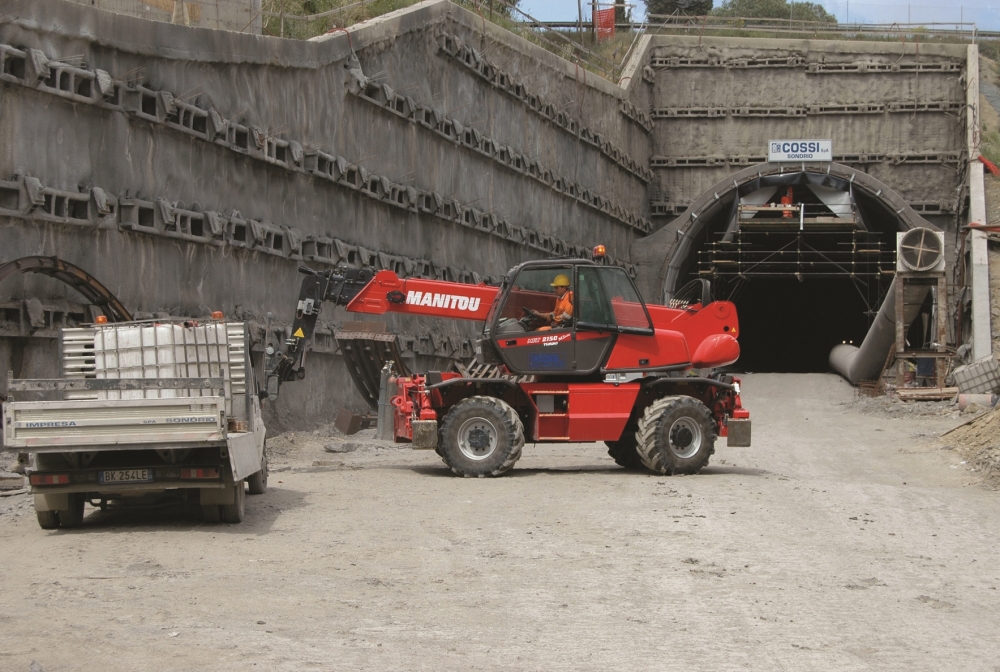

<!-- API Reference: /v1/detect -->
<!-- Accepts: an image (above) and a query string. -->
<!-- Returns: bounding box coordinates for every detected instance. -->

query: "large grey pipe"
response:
[829,276,931,385]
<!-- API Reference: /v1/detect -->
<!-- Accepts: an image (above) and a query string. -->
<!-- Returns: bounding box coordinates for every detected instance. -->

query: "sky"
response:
[518,1,1000,31]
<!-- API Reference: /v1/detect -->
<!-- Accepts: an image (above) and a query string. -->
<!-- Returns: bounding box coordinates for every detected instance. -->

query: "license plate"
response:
[99,469,153,484]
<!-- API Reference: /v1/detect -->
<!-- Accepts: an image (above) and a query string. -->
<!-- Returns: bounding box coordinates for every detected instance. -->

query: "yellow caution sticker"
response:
[293,328,305,338]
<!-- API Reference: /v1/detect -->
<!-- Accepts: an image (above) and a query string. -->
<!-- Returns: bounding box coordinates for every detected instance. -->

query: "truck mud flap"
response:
[335,327,411,409]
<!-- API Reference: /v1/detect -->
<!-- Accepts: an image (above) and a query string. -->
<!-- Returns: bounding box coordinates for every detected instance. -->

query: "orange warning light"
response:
[95,315,108,324]
[593,244,607,258]
[211,311,224,320]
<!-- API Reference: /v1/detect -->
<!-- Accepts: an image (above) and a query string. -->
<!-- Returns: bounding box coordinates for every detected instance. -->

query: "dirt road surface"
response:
[1,373,998,671]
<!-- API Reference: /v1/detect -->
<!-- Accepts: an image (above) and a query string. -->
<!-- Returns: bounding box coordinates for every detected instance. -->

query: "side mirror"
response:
[671,279,713,310]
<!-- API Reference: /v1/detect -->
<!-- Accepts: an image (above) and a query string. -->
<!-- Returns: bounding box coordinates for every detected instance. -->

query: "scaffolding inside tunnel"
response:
[697,190,897,320]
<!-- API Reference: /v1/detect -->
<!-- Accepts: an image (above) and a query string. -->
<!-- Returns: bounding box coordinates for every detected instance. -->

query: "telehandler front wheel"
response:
[636,396,716,475]
[438,396,524,478]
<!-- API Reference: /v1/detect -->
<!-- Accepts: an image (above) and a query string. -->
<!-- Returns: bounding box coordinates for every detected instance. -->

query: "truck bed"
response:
[4,396,227,449]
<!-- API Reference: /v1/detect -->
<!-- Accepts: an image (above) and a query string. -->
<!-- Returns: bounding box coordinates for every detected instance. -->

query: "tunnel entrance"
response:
[728,277,874,372]
[662,168,920,373]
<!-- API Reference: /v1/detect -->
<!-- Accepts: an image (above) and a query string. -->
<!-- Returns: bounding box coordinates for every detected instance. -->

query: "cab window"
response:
[576,267,652,332]
[498,267,573,333]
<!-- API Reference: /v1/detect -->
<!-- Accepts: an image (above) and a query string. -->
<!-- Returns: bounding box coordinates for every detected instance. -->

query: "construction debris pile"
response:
[943,408,1000,485]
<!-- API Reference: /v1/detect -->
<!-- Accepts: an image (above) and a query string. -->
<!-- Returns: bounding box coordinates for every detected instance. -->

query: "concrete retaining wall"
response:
[0,0,647,429]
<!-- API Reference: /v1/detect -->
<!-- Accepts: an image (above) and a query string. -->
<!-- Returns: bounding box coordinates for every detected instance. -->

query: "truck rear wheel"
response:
[36,510,60,530]
[605,433,643,469]
[221,480,246,523]
[247,444,268,495]
[58,494,85,528]
[636,396,716,475]
[438,396,524,477]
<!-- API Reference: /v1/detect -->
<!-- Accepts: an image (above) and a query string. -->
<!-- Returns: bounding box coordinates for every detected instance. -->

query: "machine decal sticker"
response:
[528,352,567,370]
[523,333,572,346]
[406,290,481,312]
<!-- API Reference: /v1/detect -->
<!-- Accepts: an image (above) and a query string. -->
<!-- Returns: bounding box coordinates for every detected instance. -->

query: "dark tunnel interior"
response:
[727,278,876,373]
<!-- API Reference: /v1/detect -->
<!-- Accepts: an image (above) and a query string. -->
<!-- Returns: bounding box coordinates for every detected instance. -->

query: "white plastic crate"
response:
[952,356,1000,395]
[61,322,249,418]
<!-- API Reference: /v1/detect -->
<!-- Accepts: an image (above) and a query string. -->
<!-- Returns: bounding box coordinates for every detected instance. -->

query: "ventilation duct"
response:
[829,227,942,385]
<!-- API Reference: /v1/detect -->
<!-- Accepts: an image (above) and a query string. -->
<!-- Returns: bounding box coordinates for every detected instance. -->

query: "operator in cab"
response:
[528,274,573,330]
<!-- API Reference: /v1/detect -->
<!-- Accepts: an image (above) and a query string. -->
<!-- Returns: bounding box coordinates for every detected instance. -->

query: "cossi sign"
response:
[768,140,832,162]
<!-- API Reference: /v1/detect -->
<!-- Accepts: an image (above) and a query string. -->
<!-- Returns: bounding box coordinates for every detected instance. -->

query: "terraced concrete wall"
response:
[0,0,648,429]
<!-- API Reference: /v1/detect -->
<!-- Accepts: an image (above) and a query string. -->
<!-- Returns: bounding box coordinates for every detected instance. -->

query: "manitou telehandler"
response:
[265,250,750,477]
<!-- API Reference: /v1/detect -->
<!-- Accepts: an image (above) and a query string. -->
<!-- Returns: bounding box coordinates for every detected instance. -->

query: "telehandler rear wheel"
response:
[438,396,524,477]
[636,396,716,475]
[605,432,643,469]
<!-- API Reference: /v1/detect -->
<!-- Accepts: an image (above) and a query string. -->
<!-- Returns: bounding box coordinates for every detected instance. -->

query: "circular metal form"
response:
[0,255,133,322]
[457,416,499,461]
[667,416,703,460]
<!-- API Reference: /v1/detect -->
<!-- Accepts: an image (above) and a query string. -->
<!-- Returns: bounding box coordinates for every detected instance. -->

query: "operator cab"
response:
[485,260,653,376]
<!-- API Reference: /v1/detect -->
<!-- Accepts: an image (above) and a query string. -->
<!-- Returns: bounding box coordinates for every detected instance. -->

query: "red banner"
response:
[595,7,615,41]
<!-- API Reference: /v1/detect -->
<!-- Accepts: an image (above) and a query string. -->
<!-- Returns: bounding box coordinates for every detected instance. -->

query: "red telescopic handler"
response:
[264,249,750,477]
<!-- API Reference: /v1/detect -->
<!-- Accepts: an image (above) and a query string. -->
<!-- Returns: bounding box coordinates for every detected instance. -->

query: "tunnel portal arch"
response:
[653,163,942,373]
[658,162,940,303]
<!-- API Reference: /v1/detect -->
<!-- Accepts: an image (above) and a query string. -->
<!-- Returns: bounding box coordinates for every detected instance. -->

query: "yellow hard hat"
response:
[550,274,571,287]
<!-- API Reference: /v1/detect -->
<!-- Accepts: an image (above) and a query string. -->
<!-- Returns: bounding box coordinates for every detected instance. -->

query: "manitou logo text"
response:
[406,291,482,312]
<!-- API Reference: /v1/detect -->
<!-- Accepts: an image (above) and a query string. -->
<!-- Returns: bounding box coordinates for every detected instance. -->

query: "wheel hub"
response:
[671,426,693,448]
[468,427,491,451]
[666,416,702,460]
[457,417,499,461]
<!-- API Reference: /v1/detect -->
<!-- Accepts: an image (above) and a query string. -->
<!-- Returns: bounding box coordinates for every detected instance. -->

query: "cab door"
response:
[492,265,577,375]
[574,266,653,372]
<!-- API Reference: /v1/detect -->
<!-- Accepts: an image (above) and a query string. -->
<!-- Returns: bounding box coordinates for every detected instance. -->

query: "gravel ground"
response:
[0,373,998,671]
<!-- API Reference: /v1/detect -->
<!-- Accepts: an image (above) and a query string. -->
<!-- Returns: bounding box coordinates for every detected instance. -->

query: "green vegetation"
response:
[646,0,713,17]
[262,0,520,39]
[984,128,1000,167]
[711,0,837,23]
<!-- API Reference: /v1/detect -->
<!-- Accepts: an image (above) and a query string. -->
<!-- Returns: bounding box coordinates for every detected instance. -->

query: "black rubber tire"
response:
[221,480,246,523]
[36,509,60,530]
[438,396,524,477]
[57,494,85,528]
[247,444,268,495]
[605,432,644,469]
[636,396,716,475]
[201,504,222,523]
